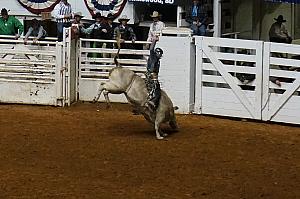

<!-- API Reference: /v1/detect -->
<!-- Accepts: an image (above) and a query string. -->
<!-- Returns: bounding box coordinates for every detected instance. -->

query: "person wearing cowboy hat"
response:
[0,8,24,39]
[82,12,107,40]
[113,15,136,43]
[147,11,165,42]
[186,0,208,36]
[113,15,136,59]
[269,15,292,44]
[71,12,85,39]
[102,13,114,41]
[24,18,47,44]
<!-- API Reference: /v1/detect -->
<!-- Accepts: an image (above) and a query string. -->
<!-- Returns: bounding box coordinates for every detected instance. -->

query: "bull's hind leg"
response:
[169,119,179,132]
[154,113,167,140]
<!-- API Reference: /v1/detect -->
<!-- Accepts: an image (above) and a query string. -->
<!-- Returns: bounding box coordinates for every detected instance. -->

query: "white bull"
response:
[93,66,178,140]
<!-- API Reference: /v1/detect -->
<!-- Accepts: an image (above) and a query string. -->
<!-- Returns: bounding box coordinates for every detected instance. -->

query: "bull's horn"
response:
[173,106,179,110]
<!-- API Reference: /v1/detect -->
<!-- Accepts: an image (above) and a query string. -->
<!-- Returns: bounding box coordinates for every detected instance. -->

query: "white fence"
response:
[2,32,300,125]
[0,31,73,106]
[194,36,300,125]
[262,42,300,124]
[194,37,263,119]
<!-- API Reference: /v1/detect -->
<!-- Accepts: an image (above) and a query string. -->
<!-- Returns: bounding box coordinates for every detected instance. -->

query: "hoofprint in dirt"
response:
[0,103,299,198]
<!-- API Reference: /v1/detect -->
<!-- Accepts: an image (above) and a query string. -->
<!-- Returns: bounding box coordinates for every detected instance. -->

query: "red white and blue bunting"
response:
[17,0,60,14]
[84,0,127,18]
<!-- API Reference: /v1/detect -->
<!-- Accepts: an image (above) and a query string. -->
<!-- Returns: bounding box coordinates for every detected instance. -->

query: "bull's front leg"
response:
[103,90,112,109]
[154,121,164,140]
[93,82,106,103]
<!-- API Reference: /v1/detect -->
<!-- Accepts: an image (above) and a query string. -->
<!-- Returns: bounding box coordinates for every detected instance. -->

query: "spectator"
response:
[269,15,292,44]
[71,12,85,39]
[24,18,47,44]
[82,12,107,39]
[186,0,208,36]
[82,12,107,57]
[52,0,73,41]
[147,11,165,42]
[0,8,24,39]
[113,15,136,43]
[104,13,114,40]
[113,15,136,59]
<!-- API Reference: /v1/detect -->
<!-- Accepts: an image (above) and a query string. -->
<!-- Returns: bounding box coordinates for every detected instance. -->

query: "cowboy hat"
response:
[93,12,102,19]
[274,15,286,22]
[1,8,8,15]
[118,15,130,22]
[150,11,161,18]
[106,13,114,20]
[74,12,84,18]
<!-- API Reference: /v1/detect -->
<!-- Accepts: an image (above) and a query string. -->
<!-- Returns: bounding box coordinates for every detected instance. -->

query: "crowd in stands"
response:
[0,0,207,45]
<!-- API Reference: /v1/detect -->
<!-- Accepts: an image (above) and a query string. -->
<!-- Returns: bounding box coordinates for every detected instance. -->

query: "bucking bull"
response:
[93,60,178,140]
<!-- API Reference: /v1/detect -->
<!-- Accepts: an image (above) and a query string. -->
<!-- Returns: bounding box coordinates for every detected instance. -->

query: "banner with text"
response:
[128,0,179,5]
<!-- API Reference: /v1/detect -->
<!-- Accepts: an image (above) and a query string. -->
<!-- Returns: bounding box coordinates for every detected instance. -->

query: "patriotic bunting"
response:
[17,0,60,14]
[84,0,127,18]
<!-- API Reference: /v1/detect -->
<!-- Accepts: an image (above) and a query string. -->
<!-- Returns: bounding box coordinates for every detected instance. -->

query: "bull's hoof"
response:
[162,133,168,137]
[156,135,164,140]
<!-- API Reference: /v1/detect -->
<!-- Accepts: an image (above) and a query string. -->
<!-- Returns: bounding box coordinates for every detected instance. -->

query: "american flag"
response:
[17,0,60,14]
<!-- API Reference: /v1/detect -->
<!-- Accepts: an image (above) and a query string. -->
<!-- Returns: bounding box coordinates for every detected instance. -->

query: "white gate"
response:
[262,42,300,124]
[77,38,149,102]
[195,37,263,119]
[0,31,73,106]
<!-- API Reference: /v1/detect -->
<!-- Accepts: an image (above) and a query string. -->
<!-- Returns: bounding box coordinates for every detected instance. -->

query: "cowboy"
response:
[113,15,136,59]
[52,0,73,41]
[144,38,163,112]
[113,15,136,43]
[186,0,208,36]
[71,12,85,39]
[103,13,114,41]
[147,11,165,42]
[24,18,47,44]
[83,12,107,39]
[0,8,24,39]
[269,15,292,44]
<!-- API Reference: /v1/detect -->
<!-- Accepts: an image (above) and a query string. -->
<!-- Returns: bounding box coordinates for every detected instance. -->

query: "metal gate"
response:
[195,37,263,119]
[0,31,73,106]
[77,38,149,102]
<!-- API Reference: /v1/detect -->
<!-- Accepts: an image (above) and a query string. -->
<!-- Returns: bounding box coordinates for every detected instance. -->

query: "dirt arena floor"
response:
[0,102,299,199]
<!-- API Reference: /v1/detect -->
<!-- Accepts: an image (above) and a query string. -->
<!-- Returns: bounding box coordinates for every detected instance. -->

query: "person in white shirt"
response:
[52,0,73,41]
[147,11,165,42]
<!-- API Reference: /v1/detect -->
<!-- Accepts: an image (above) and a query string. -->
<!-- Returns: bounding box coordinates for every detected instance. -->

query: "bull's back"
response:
[109,67,135,91]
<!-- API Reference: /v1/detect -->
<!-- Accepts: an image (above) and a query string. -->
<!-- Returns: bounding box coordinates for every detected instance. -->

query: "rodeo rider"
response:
[144,37,163,112]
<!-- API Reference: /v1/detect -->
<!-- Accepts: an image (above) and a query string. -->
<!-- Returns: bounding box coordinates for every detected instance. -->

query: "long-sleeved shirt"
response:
[147,21,165,42]
[0,16,24,36]
[52,1,72,23]
[82,22,107,39]
[24,26,47,40]
[113,24,136,41]
[186,3,208,24]
[269,22,291,40]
